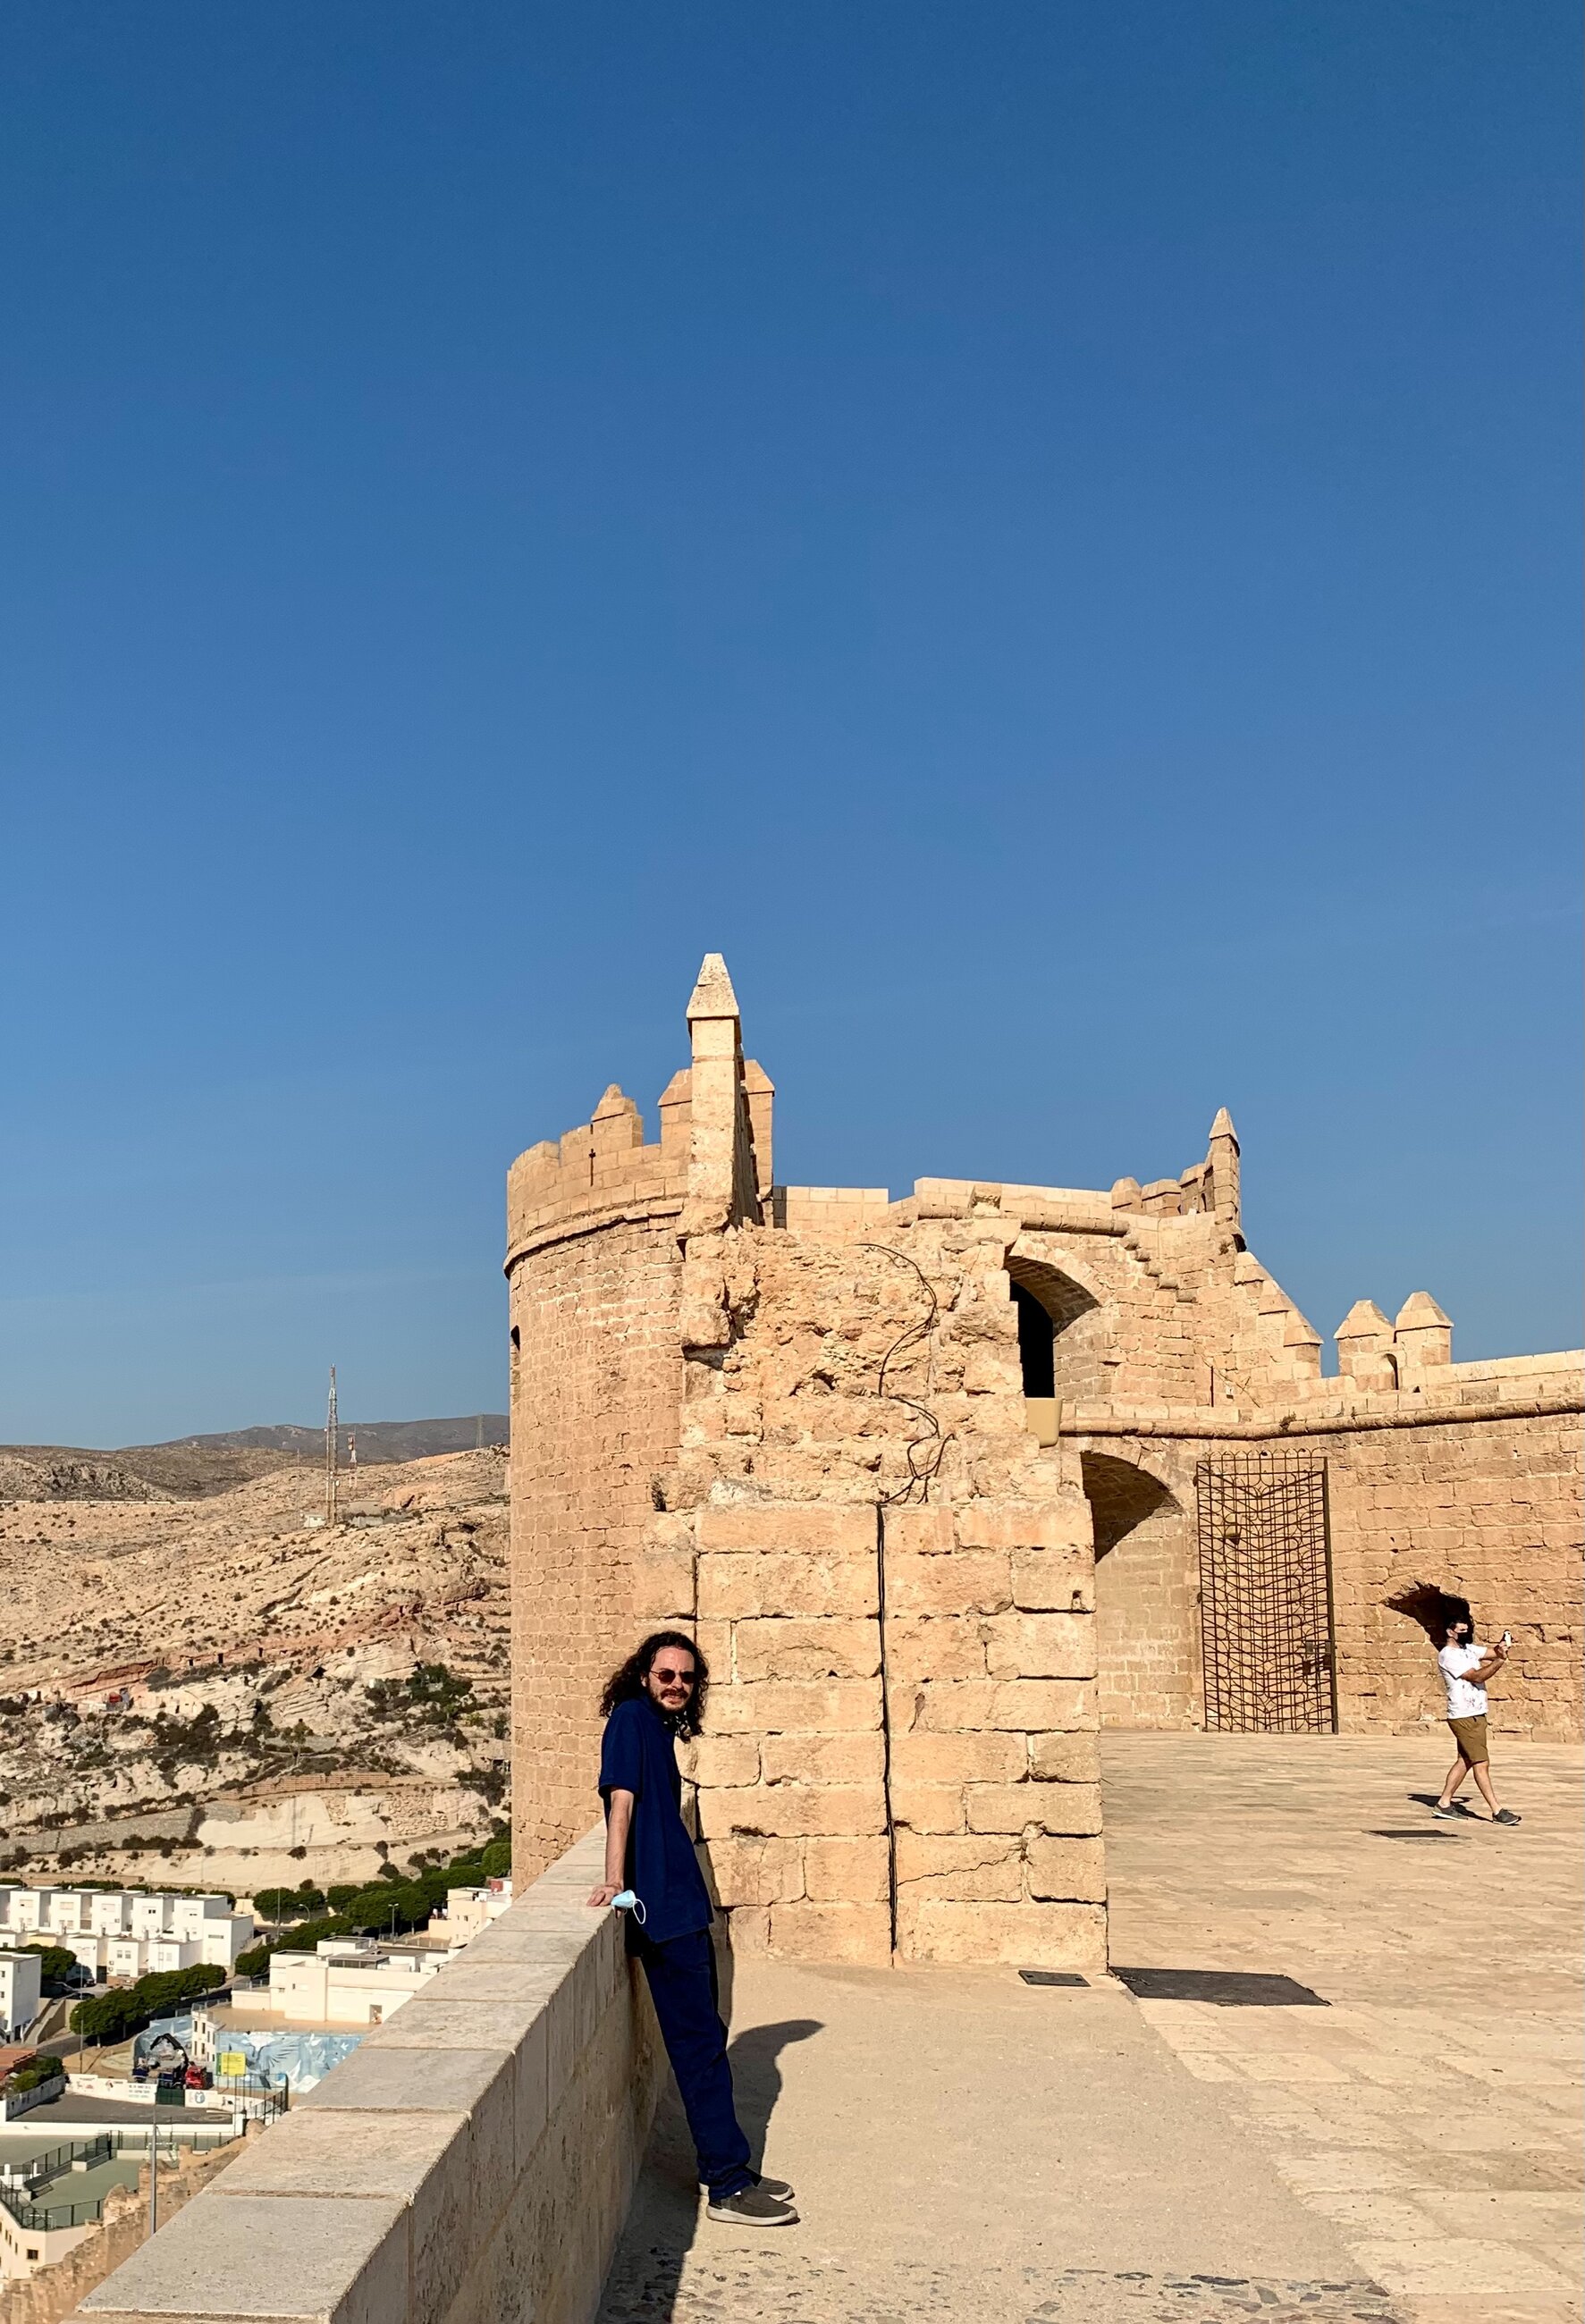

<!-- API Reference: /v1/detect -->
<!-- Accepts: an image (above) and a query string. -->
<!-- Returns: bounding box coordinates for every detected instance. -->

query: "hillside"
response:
[0,1445,511,1893]
[0,1415,509,1502]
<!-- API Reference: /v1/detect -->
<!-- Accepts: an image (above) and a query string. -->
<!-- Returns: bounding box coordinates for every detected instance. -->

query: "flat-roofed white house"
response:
[250,1941,448,2029]
[0,1953,42,2041]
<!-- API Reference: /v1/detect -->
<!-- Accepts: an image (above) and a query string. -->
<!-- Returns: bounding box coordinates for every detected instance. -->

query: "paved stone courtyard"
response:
[1107,1734,1582,2324]
[598,1734,1581,2324]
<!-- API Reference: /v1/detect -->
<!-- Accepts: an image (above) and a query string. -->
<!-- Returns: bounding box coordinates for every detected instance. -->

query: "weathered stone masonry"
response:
[507,956,1583,1968]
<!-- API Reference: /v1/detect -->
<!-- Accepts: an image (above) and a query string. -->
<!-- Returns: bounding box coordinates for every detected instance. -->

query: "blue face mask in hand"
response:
[611,1890,646,1924]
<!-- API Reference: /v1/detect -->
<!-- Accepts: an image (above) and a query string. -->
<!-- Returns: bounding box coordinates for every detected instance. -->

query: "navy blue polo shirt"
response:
[597,1694,712,1944]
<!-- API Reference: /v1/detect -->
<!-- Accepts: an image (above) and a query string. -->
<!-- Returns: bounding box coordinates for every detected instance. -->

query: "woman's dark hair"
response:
[599,1630,709,1737]
[1386,1583,1475,1647]
[1440,1594,1475,1642]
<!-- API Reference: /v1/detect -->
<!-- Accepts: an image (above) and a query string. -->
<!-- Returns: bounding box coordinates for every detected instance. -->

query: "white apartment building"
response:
[249,1940,447,2029]
[129,1894,173,1941]
[0,1891,52,1937]
[60,1933,109,1980]
[86,1893,136,1936]
[64,1923,252,1982]
[0,1890,254,1982]
[430,1878,514,1944]
[0,1953,43,2040]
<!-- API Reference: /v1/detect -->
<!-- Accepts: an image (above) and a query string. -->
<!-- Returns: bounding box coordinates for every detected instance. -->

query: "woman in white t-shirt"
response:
[1434,1599,1521,1825]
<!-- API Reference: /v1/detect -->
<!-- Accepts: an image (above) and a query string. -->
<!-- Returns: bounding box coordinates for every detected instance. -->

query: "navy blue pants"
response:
[635,1926,753,2199]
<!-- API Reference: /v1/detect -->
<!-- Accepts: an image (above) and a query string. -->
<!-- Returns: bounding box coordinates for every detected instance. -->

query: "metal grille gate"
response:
[1196,1451,1338,1733]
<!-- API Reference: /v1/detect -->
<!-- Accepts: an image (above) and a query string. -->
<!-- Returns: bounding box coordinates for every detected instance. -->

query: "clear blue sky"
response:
[1,3,1578,1447]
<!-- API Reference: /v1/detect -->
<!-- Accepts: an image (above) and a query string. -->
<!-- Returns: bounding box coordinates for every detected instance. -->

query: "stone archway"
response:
[1080,1449,1195,1730]
[1005,1254,1109,1402]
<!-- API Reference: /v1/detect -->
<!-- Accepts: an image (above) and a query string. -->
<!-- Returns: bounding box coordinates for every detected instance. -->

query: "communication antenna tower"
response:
[325,1367,339,1527]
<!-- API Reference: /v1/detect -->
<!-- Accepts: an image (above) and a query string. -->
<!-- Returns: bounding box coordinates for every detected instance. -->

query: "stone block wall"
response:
[1326,1406,1582,1737]
[507,1208,685,1881]
[637,1493,1105,1969]
[882,1498,1103,1966]
[70,1829,659,2324]
[1071,1388,1583,1742]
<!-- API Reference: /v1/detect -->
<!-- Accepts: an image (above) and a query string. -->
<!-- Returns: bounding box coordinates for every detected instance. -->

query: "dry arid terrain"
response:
[0,1440,510,1894]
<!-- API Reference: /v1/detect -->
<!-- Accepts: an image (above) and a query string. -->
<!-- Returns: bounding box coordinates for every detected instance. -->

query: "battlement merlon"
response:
[504,953,773,1266]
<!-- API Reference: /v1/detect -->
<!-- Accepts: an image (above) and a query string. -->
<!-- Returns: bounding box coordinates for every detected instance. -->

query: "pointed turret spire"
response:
[1206,1107,1241,1228]
[687,953,740,1023]
[681,951,758,1234]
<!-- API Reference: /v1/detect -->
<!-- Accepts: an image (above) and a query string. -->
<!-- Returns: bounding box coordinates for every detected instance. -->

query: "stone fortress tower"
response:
[507,957,1583,1969]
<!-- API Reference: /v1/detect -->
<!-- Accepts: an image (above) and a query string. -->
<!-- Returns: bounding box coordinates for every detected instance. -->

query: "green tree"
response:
[68,1962,226,2045]
[253,1885,326,1923]
[341,1882,427,1935]
[71,1989,140,2043]
[21,1942,75,1985]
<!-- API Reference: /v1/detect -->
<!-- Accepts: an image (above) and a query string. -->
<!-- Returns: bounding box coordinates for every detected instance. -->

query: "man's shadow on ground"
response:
[597,2007,823,2323]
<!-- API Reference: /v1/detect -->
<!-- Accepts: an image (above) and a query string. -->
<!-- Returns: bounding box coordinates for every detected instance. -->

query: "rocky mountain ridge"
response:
[0,1414,509,1502]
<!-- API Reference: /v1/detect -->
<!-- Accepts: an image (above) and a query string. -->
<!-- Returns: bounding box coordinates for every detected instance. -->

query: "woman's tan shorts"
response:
[1448,1714,1489,1764]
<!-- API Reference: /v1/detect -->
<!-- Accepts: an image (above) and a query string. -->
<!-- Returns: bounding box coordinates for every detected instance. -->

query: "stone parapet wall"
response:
[505,1082,688,1260]
[70,1829,658,2324]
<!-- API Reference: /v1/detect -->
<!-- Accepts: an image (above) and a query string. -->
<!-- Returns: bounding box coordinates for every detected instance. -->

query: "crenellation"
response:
[1393,1289,1454,1373]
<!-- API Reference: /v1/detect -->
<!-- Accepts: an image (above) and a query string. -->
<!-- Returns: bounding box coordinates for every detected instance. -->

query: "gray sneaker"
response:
[698,2172,796,2200]
[1493,1807,1522,1825]
[1431,1804,1462,1820]
[707,2184,799,2227]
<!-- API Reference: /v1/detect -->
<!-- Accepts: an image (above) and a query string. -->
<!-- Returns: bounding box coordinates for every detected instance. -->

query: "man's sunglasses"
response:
[651,1666,696,1688]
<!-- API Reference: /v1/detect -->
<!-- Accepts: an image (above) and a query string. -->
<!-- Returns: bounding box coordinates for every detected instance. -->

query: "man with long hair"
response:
[587,1629,798,2227]
[1433,1596,1522,1824]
